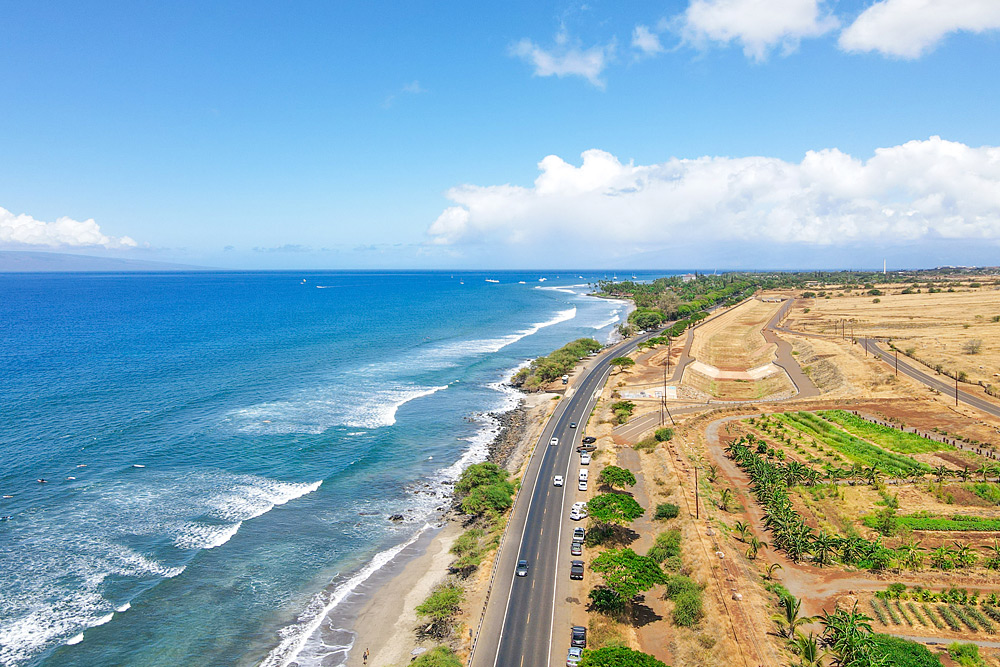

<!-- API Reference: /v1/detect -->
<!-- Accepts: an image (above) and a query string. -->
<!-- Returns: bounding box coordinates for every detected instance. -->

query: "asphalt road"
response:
[469,332,651,667]
[864,338,1000,419]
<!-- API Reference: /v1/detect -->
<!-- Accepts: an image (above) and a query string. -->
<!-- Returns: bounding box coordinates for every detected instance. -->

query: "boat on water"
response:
[538,277,547,282]
[485,279,499,283]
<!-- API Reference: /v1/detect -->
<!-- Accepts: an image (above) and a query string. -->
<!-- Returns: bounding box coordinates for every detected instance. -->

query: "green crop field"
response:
[864,513,1000,532]
[820,410,953,454]
[773,412,931,476]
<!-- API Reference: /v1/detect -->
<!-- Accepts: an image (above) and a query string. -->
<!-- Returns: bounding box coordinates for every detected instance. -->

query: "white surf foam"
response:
[66,633,84,645]
[174,521,243,550]
[420,308,577,364]
[231,385,449,434]
[258,525,431,667]
[116,603,131,613]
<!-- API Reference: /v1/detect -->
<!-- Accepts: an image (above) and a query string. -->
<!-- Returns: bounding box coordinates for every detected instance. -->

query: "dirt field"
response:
[682,298,795,400]
[785,284,1000,389]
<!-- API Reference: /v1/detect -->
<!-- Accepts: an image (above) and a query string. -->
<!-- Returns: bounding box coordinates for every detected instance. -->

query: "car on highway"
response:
[516,559,529,577]
[550,437,559,446]
[569,422,577,428]
[570,560,585,580]
[580,452,591,465]
[570,540,583,556]
[578,479,587,491]
[573,527,585,541]
[571,625,587,648]
[553,475,563,486]
[581,436,596,444]
[566,646,583,666]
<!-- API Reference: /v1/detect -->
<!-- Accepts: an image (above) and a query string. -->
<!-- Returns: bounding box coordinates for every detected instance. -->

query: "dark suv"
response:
[570,560,584,580]
[571,625,587,648]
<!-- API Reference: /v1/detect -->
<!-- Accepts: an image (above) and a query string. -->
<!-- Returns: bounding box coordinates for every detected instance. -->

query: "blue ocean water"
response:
[0,271,655,667]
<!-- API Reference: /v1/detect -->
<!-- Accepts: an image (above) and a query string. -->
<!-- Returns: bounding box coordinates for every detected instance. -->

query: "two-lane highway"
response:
[471,332,651,667]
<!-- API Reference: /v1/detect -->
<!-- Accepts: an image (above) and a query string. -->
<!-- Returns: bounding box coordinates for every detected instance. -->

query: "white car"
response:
[578,479,588,491]
[580,452,591,465]
[570,506,588,521]
[553,475,564,487]
[572,501,586,509]
[550,437,559,446]
[567,647,583,666]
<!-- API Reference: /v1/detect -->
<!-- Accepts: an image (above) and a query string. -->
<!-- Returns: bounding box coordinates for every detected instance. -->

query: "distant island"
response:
[0,251,207,272]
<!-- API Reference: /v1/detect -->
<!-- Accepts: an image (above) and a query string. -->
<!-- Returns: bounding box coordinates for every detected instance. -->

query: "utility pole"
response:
[667,336,672,376]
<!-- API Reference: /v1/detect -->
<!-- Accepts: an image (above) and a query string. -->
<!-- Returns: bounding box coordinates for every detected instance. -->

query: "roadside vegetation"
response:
[510,337,602,390]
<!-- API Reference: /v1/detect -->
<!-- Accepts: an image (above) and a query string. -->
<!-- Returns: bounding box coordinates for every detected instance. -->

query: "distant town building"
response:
[680,273,696,283]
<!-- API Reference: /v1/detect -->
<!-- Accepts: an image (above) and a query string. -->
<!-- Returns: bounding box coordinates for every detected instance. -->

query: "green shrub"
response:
[579,646,668,667]
[411,646,463,667]
[654,427,674,442]
[872,634,942,666]
[647,529,682,563]
[415,583,465,638]
[672,589,703,627]
[654,503,680,520]
[948,642,984,667]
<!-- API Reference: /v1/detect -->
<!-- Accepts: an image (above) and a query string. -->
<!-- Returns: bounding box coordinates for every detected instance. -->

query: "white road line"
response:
[490,398,570,667]
[547,363,613,667]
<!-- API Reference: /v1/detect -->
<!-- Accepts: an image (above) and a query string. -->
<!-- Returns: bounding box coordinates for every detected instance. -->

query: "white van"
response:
[561,374,569,384]
[578,469,588,482]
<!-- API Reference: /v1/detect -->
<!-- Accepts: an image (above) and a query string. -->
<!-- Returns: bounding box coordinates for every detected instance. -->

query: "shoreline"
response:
[342,391,555,667]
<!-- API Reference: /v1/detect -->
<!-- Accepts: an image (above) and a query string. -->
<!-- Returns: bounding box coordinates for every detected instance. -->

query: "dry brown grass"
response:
[684,370,794,401]
[690,299,783,370]
[786,284,1000,388]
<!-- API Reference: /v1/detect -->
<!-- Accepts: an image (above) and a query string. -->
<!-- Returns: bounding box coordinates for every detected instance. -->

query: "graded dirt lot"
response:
[682,297,795,400]
[786,283,1000,389]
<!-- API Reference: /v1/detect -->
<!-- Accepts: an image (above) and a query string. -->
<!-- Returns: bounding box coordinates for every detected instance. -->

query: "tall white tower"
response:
[883,259,886,275]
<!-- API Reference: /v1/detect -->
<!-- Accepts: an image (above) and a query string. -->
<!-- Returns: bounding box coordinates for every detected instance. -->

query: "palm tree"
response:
[772,594,816,640]
[719,488,733,512]
[792,630,826,667]
[865,463,883,487]
[934,464,951,483]
[953,541,979,568]
[746,536,767,560]
[981,538,1000,570]
[957,467,972,483]
[811,531,838,567]
[765,563,783,580]
[707,464,719,483]
[978,463,992,481]
[897,539,925,571]
[734,520,751,543]
[930,545,955,570]
[819,603,882,667]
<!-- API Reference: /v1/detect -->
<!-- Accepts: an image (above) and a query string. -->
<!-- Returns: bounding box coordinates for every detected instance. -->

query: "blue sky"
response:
[1,0,999,269]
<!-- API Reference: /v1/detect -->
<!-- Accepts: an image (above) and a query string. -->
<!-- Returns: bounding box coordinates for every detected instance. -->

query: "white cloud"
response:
[383,80,428,108]
[510,33,614,88]
[427,138,1000,250]
[682,0,838,61]
[632,25,664,56]
[839,0,1000,59]
[0,207,137,249]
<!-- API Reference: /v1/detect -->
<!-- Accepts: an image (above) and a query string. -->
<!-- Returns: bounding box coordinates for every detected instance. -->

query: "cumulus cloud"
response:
[839,0,1000,59]
[0,207,137,249]
[427,137,1000,251]
[682,0,838,61]
[510,32,615,88]
[632,25,664,56]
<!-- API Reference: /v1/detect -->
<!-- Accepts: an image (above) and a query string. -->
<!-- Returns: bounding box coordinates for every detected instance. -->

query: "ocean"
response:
[0,270,656,667]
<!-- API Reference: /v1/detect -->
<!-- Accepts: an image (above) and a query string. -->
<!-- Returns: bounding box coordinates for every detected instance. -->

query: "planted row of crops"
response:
[887,514,1000,532]
[773,411,930,476]
[727,434,896,568]
[819,410,952,454]
[868,596,1000,635]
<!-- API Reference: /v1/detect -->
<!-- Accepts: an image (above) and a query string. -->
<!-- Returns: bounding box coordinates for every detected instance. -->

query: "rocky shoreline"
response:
[486,395,530,471]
